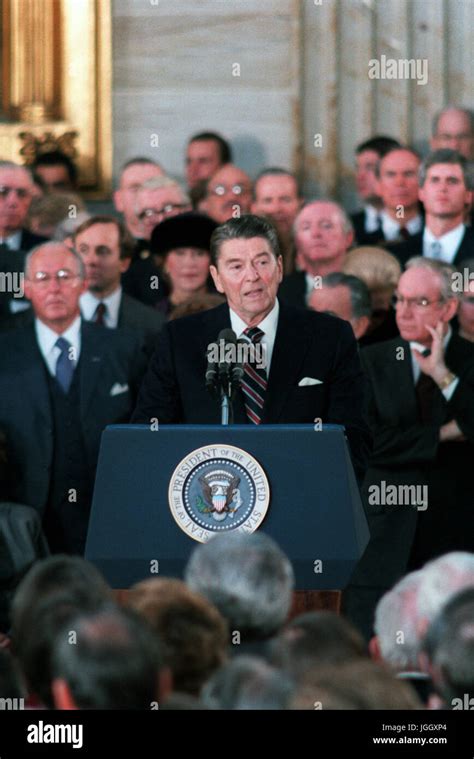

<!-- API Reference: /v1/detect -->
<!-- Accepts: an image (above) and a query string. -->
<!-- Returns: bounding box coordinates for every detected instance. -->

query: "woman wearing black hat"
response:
[150,212,218,318]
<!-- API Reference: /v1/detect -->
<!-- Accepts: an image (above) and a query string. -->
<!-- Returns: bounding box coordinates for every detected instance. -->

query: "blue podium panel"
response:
[85,424,368,590]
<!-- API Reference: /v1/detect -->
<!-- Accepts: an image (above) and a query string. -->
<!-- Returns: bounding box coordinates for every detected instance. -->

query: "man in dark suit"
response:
[386,150,474,268]
[0,161,48,320]
[361,148,423,248]
[132,215,371,481]
[344,257,474,639]
[350,136,401,245]
[0,242,148,555]
[278,201,354,310]
[73,215,165,354]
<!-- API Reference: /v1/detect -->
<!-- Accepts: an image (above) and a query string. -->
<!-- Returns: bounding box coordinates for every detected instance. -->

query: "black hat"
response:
[150,212,218,258]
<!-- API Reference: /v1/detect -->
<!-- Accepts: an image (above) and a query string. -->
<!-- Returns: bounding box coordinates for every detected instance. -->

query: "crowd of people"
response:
[0,104,473,709]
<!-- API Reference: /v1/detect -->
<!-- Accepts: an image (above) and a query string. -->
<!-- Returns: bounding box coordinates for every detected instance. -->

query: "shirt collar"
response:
[423,223,465,254]
[80,286,122,327]
[381,211,423,239]
[0,230,22,250]
[35,313,82,352]
[364,204,381,232]
[229,299,279,339]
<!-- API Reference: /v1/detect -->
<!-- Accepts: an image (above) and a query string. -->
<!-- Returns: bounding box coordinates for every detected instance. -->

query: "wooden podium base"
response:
[289,591,341,619]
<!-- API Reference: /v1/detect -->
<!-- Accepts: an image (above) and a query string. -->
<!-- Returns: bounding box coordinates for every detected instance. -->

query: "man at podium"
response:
[132,215,370,480]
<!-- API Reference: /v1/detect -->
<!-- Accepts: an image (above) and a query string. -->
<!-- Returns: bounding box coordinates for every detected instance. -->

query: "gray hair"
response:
[419,148,473,190]
[416,552,474,624]
[201,655,294,710]
[25,241,86,280]
[138,175,190,203]
[293,200,354,237]
[0,160,34,183]
[431,105,474,138]
[210,213,281,267]
[374,570,425,669]
[184,532,294,638]
[405,256,460,301]
[321,272,372,319]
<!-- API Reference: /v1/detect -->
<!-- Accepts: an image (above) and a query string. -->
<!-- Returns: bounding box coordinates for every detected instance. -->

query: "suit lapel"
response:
[80,322,106,419]
[453,228,474,266]
[22,327,52,427]
[262,303,310,423]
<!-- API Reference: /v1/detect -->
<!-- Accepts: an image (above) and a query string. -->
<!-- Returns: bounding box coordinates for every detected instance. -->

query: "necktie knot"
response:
[244,326,264,344]
[55,336,71,353]
[429,240,443,260]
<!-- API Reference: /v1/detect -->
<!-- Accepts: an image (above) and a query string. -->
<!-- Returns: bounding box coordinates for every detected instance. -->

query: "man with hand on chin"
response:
[345,256,474,639]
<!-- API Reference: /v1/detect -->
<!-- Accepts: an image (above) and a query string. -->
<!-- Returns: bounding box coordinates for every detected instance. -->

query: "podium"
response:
[86,424,368,601]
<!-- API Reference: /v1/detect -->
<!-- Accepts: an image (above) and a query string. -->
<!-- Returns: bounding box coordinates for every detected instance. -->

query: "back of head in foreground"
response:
[51,605,167,710]
[185,532,294,641]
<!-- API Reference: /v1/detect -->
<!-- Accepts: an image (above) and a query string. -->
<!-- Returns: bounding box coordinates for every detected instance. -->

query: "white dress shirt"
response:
[0,231,31,314]
[423,224,465,264]
[380,211,423,241]
[229,299,280,375]
[410,326,459,401]
[35,315,82,377]
[80,287,122,328]
[0,231,22,250]
[364,204,381,233]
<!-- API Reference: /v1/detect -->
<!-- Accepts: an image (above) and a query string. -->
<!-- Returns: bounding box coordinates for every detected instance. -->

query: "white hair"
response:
[374,570,424,669]
[417,552,474,623]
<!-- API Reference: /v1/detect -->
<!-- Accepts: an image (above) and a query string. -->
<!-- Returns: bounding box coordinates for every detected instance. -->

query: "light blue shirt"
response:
[35,315,82,377]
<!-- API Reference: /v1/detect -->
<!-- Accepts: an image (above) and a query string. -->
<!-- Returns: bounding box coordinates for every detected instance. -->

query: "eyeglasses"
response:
[137,203,188,221]
[462,295,474,305]
[28,269,81,287]
[210,184,247,196]
[0,186,30,199]
[392,293,445,309]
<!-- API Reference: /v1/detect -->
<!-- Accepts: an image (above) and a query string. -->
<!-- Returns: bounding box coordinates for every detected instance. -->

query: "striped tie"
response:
[242,327,267,425]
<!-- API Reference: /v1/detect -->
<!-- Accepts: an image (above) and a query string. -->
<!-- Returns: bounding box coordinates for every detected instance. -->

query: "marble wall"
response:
[112,0,473,209]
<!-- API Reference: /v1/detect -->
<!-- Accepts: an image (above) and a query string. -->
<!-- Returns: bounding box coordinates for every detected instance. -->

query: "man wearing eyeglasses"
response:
[201,164,252,224]
[122,176,192,308]
[344,257,474,640]
[0,241,147,555]
[0,161,49,320]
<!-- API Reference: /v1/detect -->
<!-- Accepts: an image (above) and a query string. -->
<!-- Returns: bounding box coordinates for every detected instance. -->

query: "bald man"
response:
[278,200,354,309]
[0,242,147,554]
[430,106,474,161]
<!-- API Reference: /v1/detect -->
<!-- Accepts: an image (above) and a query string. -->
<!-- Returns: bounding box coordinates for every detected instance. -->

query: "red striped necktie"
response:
[242,327,267,425]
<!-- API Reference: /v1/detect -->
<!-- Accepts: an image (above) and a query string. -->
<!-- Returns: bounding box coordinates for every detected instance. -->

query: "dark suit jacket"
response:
[386,226,474,268]
[19,229,49,252]
[118,292,165,355]
[351,333,474,589]
[278,271,307,309]
[350,210,385,246]
[132,300,372,480]
[0,321,148,516]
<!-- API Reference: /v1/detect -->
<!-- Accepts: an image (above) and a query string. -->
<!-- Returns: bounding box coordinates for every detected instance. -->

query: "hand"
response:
[412,322,448,384]
[439,420,466,442]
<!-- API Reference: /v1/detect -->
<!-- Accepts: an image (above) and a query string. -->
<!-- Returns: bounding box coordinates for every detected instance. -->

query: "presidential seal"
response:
[168,444,270,542]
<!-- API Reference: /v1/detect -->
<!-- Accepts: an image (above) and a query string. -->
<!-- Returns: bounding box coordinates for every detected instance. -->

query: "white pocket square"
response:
[298,377,323,387]
[110,382,129,397]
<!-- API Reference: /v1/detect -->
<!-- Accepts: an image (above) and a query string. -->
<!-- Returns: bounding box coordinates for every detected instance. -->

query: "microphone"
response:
[232,334,251,387]
[217,328,237,381]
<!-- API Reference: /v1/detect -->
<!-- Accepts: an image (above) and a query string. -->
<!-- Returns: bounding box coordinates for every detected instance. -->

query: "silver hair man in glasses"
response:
[0,241,147,555]
[344,256,474,641]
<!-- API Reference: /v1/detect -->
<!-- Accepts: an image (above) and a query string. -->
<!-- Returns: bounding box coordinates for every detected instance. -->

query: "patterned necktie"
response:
[94,302,107,325]
[242,327,267,425]
[429,240,443,260]
[55,337,75,394]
